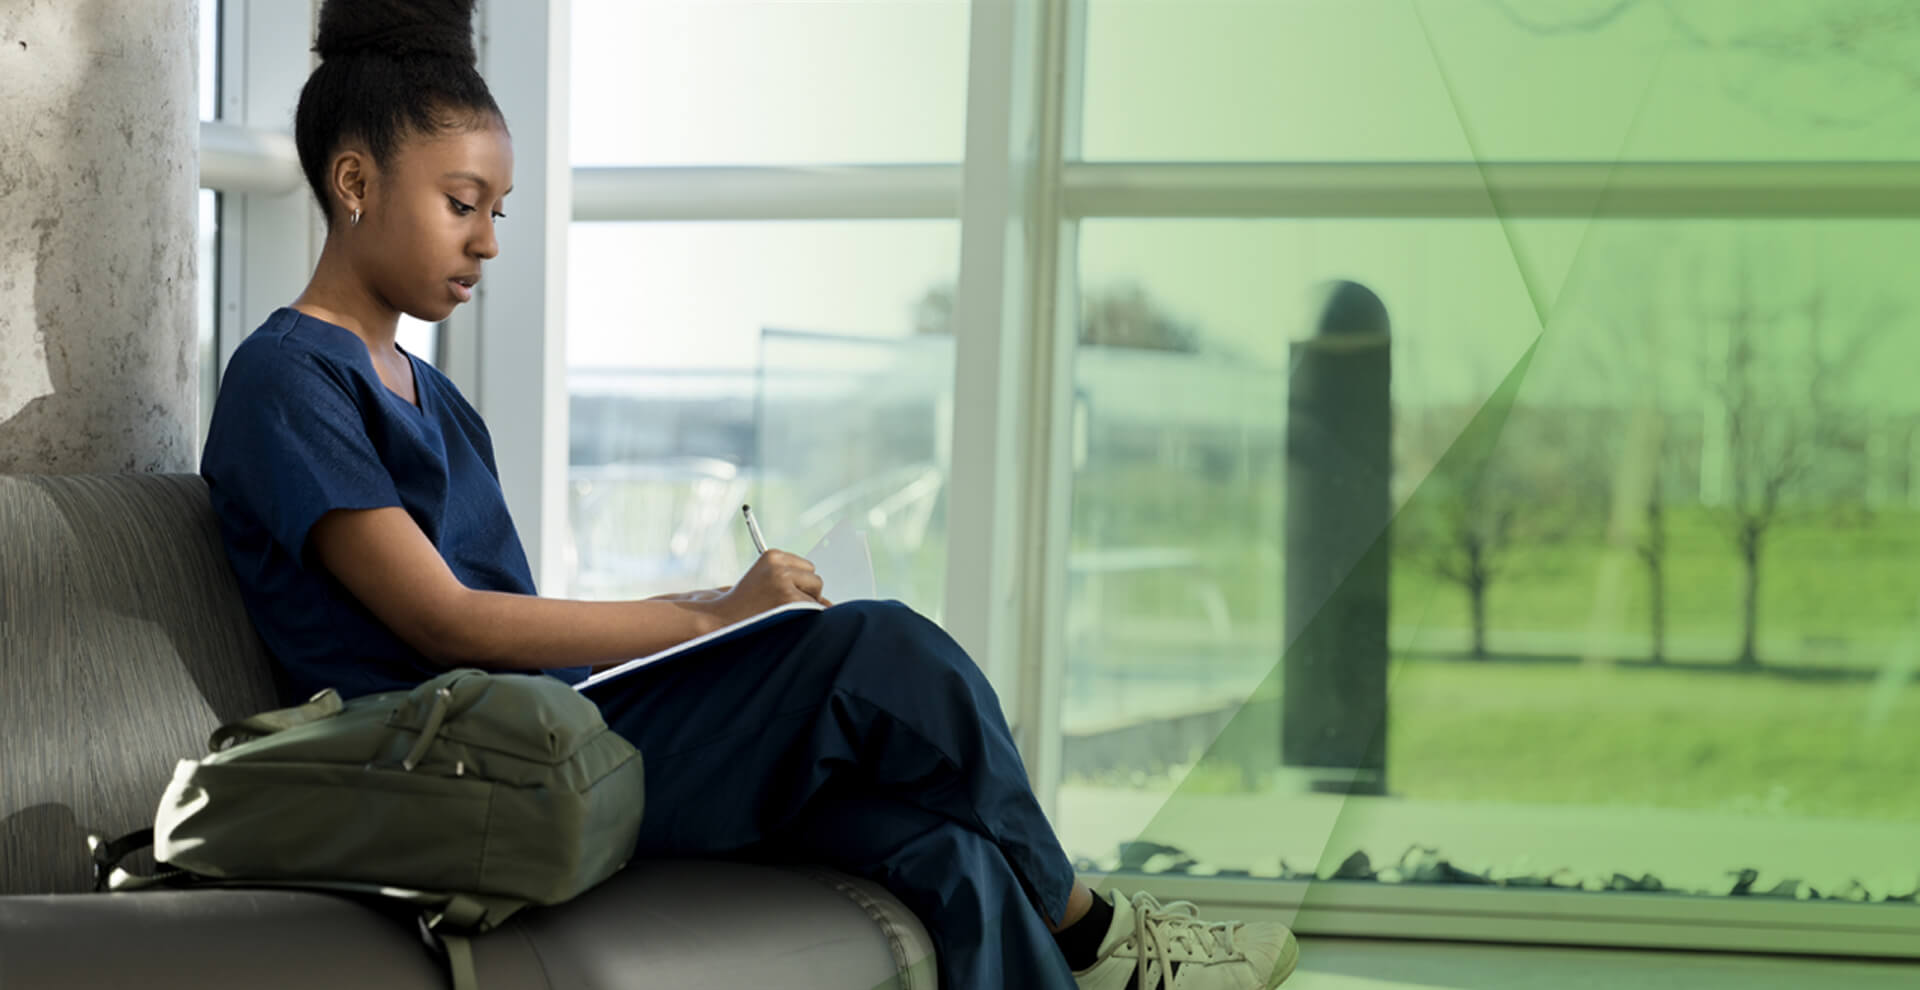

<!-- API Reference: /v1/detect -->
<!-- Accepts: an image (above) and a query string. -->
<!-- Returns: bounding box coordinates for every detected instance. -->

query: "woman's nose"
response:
[471,221,499,260]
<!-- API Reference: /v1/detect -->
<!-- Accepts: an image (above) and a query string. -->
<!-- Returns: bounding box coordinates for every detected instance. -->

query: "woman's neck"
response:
[292,239,402,356]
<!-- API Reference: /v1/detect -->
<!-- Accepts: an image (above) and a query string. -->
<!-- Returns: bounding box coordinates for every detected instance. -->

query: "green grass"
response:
[1161,658,1920,823]
[1063,497,1920,823]
[1058,481,1920,823]
[1381,660,1920,821]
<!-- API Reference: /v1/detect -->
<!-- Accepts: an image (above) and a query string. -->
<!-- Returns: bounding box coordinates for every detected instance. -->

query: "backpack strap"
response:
[415,894,521,990]
[440,932,478,990]
[89,827,152,890]
[208,688,345,751]
[427,893,500,930]
[401,687,455,771]
[89,828,187,892]
[92,829,513,990]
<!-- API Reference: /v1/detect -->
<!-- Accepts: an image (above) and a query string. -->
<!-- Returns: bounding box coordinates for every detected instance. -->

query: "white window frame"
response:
[468,0,572,595]
[206,1,320,383]
[197,0,1920,962]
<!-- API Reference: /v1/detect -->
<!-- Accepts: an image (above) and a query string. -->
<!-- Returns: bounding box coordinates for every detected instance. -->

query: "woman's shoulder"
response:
[225,308,379,391]
[201,311,382,477]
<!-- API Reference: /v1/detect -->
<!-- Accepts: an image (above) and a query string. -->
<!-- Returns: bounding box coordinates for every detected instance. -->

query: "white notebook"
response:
[573,520,878,692]
[574,600,825,692]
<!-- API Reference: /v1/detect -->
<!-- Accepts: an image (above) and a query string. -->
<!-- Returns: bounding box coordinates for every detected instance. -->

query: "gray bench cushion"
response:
[1,473,279,895]
[0,861,938,989]
[0,473,937,988]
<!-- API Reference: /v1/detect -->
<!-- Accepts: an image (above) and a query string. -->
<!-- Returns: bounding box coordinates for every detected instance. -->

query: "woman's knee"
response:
[818,598,920,630]
[815,599,985,684]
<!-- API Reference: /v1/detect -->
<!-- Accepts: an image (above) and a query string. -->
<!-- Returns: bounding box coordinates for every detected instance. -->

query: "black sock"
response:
[1053,890,1115,971]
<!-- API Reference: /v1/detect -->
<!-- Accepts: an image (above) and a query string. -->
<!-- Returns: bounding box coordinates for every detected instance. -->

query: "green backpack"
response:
[94,667,645,988]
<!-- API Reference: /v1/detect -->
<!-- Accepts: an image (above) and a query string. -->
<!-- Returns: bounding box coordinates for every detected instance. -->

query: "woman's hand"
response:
[708,550,830,625]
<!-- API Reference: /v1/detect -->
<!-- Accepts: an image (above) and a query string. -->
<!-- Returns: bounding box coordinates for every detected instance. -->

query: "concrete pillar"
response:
[0,0,199,474]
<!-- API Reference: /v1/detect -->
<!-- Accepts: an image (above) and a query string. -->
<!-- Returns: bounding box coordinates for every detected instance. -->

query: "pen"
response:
[741,503,768,555]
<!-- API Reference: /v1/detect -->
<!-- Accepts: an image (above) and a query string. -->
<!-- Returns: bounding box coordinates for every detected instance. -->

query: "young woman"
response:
[198,2,1297,988]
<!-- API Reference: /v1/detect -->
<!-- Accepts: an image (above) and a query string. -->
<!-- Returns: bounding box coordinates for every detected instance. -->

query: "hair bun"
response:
[314,0,479,64]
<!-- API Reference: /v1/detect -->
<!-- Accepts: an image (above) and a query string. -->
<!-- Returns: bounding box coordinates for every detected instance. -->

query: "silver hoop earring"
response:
[350,209,362,227]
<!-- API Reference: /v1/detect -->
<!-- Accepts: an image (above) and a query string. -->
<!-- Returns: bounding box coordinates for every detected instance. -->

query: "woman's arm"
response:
[644,586,731,604]
[309,506,823,671]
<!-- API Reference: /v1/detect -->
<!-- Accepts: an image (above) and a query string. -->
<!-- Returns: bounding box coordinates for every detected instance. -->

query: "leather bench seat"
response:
[0,473,937,988]
[0,861,935,988]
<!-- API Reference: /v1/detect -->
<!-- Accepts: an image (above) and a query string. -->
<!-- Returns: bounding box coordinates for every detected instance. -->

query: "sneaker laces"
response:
[1124,891,1244,988]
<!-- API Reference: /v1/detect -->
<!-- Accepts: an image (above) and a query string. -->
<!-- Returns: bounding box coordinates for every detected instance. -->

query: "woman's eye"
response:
[491,211,506,221]
[447,196,475,215]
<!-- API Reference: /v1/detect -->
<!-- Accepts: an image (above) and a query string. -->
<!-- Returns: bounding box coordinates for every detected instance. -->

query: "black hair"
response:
[294,0,504,227]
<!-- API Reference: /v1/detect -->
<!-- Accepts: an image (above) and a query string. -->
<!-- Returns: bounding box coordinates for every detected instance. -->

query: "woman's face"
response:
[355,120,514,324]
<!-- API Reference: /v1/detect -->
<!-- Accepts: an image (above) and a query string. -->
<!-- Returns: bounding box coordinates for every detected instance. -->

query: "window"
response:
[1083,0,1920,162]
[198,0,219,123]
[1055,0,1920,945]
[1057,217,1920,904]
[565,221,959,603]
[570,0,968,167]
[565,1,969,604]
[397,317,437,365]
[196,1,220,447]
[196,188,219,445]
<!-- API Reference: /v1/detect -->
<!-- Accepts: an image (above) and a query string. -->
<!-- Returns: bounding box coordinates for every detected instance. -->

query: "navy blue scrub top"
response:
[200,307,589,701]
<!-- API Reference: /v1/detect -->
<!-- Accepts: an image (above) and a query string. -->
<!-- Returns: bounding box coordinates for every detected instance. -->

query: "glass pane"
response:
[1060,217,1920,908]
[199,0,218,122]
[196,189,219,451]
[565,221,958,608]
[757,330,953,617]
[398,316,437,366]
[1084,0,1920,162]
[569,0,969,167]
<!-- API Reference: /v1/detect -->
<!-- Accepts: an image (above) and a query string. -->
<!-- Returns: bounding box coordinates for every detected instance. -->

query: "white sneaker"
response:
[1071,891,1298,990]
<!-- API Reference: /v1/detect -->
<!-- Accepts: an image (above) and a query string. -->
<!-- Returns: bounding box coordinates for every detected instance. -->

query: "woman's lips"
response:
[450,278,474,302]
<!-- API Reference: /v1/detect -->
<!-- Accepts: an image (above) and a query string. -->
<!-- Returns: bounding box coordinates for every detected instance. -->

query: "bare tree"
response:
[1408,442,1517,661]
[1694,252,1890,666]
[1395,338,1605,659]
[1578,297,1693,663]
[1482,1,1920,660]
[1709,273,1799,667]
[1638,438,1670,662]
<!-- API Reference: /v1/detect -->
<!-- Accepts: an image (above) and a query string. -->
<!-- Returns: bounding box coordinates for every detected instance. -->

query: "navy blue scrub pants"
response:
[583,600,1081,990]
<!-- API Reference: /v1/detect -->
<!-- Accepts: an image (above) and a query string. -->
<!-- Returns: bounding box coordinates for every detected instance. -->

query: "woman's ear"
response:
[328,147,372,224]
